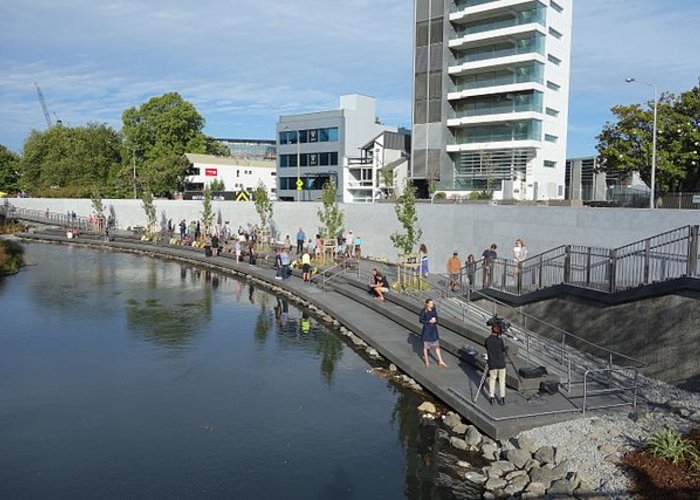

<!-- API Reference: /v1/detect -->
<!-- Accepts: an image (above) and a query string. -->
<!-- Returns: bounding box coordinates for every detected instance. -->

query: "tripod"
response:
[473,363,490,403]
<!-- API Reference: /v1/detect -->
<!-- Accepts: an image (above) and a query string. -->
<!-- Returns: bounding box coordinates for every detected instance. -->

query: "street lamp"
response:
[625,77,658,209]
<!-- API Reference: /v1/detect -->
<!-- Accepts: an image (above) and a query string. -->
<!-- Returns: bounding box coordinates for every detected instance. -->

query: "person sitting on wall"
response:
[368,268,390,301]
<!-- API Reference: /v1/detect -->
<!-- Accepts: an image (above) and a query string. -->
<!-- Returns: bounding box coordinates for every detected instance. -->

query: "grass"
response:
[646,428,699,466]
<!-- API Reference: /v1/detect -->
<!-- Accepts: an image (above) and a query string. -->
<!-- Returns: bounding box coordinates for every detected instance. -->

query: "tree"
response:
[19,123,121,197]
[121,92,224,196]
[390,180,423,256]
[597,81,700,193]
[0,145,20,193]
[209,178,225,191]
[141,190,157,235]
[317,179,344,240]
[253,182,273,230]
[201,184,213,236]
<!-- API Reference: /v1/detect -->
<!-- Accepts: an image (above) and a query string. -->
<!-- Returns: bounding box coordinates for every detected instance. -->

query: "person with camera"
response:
[485,320,508,405]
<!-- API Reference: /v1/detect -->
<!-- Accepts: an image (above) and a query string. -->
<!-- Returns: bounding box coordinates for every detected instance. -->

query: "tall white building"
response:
[412,0,572,200]
[276,94,396,202]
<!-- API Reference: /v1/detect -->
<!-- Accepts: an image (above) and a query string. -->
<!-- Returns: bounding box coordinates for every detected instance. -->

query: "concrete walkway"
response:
[15,231,631,439]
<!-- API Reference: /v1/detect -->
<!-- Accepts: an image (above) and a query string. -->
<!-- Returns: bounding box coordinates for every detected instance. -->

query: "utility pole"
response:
[132,148,137,199]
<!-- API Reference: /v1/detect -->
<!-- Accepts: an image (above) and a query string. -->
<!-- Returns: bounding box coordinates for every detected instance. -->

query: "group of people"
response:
[293,227,364,260]
[445,239,529,291]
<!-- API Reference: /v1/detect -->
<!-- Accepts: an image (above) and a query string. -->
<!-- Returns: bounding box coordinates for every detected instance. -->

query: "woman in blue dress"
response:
[419,298,447,368]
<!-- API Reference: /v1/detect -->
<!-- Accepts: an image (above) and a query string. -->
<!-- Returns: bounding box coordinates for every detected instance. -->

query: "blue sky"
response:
[1,0,698,156]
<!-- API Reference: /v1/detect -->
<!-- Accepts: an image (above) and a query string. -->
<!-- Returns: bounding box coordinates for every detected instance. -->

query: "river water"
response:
[0,244,472,499]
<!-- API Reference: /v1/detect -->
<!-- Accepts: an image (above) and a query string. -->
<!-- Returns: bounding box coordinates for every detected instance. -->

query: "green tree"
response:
[253,182,273,230]
[121,92,224,196]
[0,145,20,193]
[390,180,423,256]
[141,190,157,234]
[597,81,700,192]
[91,186,105,218]
[201,184,213,236]
[209,178,225,191]
[317,179,344,240]
[19,123,121,196]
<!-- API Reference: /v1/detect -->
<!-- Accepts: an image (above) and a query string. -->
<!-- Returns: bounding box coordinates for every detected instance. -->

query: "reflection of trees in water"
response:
[316,328,344,387]
[254,294,271,345]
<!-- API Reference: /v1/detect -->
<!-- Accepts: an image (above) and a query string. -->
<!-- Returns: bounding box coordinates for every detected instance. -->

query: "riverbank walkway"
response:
[14,229,639,440]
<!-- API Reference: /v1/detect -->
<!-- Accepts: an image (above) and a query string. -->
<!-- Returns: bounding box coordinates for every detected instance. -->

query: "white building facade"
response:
[183,153,277,197]
[276,94,396,202]
[412,0,572,200]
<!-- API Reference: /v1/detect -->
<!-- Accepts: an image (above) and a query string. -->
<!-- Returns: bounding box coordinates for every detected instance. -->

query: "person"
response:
[369,268,390,301]
[280,249,291,280]
[418,243,429,278]
[296,228,306,255]
[482,244,497,288]
[314,234,323,259]
[447,250,461,292]
[235,240,242,263]
[419,298,447,368]
[179,220,187,239]
[484,321,508,405]
[512,238,528,279]
[211,234,220,256]
[195,221,201,240]
[167,219,173,236]
[465,254,477,287]
[347,230,355,255]
[284,235,292,252]
[354,234,363,258]
[301,250,312,283]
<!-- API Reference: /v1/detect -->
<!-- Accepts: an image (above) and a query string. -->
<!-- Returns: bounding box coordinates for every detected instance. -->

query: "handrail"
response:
[583,367,639,415]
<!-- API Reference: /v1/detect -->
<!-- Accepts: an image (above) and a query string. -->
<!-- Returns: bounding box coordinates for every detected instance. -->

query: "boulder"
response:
[529,466,561,488]
[484,478,507,491]
[505,470,528,482]
[504,475,529,495]
[464,472,487,485]
[452,423,468,435]
[533,446,555,465]
[523,482,546,499]
[450,437,468,451]
[481,444,499,461]
[547,478,574,497]
[566,471,581,490]
[465,426,483,447]
[444,412,462,429]
[523,458,540,472]
[388,363,397,372]
[418,402,437,414]
[515,434,538,454]
[490,460,516,475]
[504,448,531,469]
[598,444,618,455]
[322,315,333,323]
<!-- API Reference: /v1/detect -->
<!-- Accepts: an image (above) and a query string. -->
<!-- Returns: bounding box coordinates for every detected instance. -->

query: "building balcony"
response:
[448,111,542,127]
[447,140,541,153]
[449,52,545,76]
[449,23,544,50]
[450,0,536,19]
[448,81,544,101]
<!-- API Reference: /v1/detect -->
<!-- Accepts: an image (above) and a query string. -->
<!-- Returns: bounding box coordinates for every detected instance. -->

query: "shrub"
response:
[646,428,699,466]
[0,239,24,275]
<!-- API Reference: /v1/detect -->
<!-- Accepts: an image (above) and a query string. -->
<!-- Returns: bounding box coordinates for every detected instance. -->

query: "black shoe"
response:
[489,397,494,405]
[499,397,506,405]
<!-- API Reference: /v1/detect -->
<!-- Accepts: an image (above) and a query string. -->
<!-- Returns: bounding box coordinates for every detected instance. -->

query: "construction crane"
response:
[34,82,58,128]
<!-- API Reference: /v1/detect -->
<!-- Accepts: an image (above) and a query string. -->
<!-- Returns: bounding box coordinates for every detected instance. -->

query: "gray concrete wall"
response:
[7,198,700,268]
[512,291,700,390]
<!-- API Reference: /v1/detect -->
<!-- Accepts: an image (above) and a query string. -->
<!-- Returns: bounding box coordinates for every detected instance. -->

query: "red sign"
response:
[205,168,218,176]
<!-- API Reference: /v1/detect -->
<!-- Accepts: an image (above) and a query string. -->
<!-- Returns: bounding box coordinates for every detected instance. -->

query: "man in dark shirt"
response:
[482,244,498,288]
[484,322,508,405]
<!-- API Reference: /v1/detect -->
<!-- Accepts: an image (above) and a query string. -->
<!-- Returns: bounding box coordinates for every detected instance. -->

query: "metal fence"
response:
[658,193,700,210]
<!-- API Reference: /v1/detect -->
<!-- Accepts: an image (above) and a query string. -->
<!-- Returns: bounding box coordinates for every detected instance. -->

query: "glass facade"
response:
[453,32,545,65]
[279,152,338,168]
[279,127,339,145]
[453,119,542,143]
[452,0,500,11]
[455,3,545,38]
[451,61,544,92]
[453,90,543,118]
[279,175,332,190]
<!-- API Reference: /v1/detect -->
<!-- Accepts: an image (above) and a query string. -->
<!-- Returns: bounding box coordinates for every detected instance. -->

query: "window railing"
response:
[450,63,544,92]
[454,5,545,38]
[452,34,545,65]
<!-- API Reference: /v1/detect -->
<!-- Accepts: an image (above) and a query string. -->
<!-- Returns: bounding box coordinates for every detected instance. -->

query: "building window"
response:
[279,127,339,145]
[546,107,560,117]
[548,54,561,65]
[545,134,558,143]
[546,80,561,91]
[544,160,557,168]
[550,1,564,13]
[549,27,563,39]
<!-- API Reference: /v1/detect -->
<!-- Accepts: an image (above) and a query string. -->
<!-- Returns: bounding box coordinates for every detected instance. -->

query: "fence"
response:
[659,193,700,210]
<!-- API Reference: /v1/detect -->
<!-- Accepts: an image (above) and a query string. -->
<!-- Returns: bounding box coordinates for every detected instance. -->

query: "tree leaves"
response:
[390,180,422,256]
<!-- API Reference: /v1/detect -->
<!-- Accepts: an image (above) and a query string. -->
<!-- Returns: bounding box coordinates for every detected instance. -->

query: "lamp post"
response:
[132,147,137,199]
[625,78,658,209]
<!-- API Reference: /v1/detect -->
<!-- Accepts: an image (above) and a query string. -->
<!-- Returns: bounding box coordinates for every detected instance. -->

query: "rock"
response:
[598,444,617,455]
[366,347,379,358]
[444,412,461,428]
[339,326,348,334]
[604,453,620,463]
[322,315,333,323]
[553,446,566,465]
[464,472,487,485]
[566,471,581,490]
[679,408,691,418]
[504,448,531,469]
[533,446,555,465]
[452,423,468,435]
[465,426,483,447]
[547,478,574,497]
[484,478,507,491]
[456,460,470,469]
[523,482,546,498]
[418,402,437,414]
[491,460,516,475]
[482,492,496,500]
[450,437,468,451]
[481,444,499,461]
[504,475,529,495]
[388,363,397,372]
[523,458,540,472]
[332,319,340,327]
[529,463,567,488]
[516,434,538,454]
[505,470,528,482]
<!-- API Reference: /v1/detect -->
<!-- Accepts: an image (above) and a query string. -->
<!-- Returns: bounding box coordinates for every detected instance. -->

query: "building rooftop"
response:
[184,153,275,169]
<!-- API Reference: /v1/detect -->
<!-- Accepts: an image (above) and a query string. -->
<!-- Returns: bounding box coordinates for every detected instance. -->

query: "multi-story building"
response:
[411,0,572,200]
[183,153,277,198]
[565,156,642,202]
[276,94,396,202]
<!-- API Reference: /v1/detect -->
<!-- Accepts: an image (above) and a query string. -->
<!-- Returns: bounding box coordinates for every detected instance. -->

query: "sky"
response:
[0,0,698,157]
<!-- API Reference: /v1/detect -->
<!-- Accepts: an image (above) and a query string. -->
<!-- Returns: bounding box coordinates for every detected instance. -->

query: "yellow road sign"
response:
[296,179,303,191]
[235,191,249,202]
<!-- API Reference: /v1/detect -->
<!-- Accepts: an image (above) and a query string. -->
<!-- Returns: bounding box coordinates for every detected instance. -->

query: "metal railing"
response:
[316,257,361,291]
[1,205,99,234]
[465,225,699,296]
